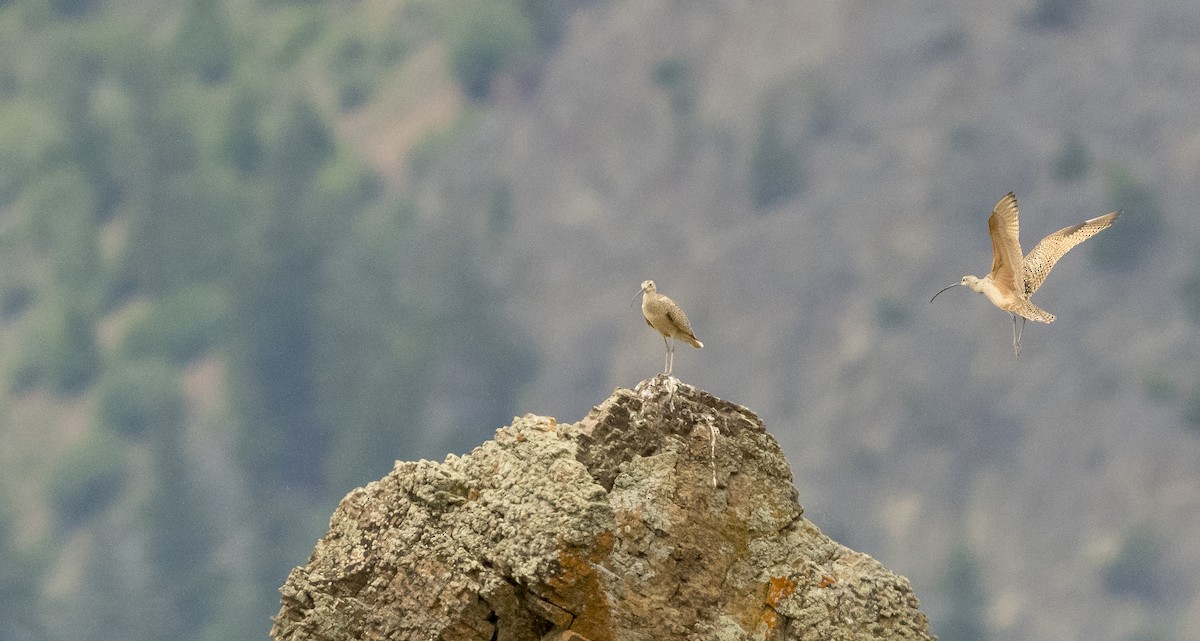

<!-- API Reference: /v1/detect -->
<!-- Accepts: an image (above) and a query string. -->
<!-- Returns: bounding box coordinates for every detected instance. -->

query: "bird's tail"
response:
[1011,299,1055,323]
[686,337,703,349]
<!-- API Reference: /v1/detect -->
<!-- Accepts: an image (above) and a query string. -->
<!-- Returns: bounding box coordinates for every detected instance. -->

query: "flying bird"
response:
[931,192,1119,356]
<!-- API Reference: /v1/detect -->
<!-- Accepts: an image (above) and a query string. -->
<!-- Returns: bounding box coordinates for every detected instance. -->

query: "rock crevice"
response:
[271,376,935,641]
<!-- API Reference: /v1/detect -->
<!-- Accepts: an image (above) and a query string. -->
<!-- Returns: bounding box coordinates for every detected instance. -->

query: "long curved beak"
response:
[930,282,960,303]
[631,287,644,305]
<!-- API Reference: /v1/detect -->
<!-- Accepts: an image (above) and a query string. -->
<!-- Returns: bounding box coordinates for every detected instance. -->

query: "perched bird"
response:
[636,280,703,375]
[931,192,1119,356]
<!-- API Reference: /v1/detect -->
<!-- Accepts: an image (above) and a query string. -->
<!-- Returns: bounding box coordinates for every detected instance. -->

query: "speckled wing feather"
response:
[666,305,702,347]
[1010,298,1056,324]
[1022,211,1119,297]
[987,192,1025,299]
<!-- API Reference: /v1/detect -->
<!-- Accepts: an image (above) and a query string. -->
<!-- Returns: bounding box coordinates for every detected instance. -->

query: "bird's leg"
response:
[1010,313,1022,358]
[662,336,671,375]
[667,339,677,376]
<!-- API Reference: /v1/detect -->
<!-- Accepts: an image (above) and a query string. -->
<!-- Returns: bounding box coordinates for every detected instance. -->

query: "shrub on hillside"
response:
[1052,132,1091,182]
[750,110,804,210]
[447,0,535,100]
[1088,167,1163,270]
[96,359,186,441]
[48,429,128,529]
[12,301,99,395]
[121,286,227,364]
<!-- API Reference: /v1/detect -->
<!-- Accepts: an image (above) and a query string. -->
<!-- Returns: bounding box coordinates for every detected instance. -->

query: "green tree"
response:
[224,91,265,174]
[654,58,695,118]
[1089,167,1164,270]
[1179,243,1200,326]
[0,501,47,640]
[129,165,247,294]
[516,0,568,48]
[1025,0,1090,31]
[0,99,66,206]
[63,369,226,641]
[1103,526,1170,605]
[314,203,437,490]
[172,0,236,84]
[120,286,227,364]
[938,544,989,641]
[750,107,803,210]
[25,166,102,295]
[96,358,187,440]
[14,298,100,394]
[231,98,340,500]
[1052,131,1091,182]
[139,431,224,639]
[0,282,34,320]
[50,0,103,19]
[105,44,250,295]
[48,428,128,529]
[53,39,132,224]
[447,0,535,100]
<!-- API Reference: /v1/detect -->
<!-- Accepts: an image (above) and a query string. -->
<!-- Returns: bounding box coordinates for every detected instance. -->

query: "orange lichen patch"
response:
[547,545,615,641]
[759,576,797,634]
[761,608,783,633]
[765,575,796,607]
[818,575,837,588]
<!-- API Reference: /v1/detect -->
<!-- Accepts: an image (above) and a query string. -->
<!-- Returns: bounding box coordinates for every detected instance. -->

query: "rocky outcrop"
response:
[271,376,935,641]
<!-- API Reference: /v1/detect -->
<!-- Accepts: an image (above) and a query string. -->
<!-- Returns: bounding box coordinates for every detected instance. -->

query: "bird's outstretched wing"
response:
[1023,211,1119,296]
[987,192,1025,299]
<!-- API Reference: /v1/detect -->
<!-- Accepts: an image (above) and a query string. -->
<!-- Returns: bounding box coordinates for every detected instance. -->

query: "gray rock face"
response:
[271,377,935,641]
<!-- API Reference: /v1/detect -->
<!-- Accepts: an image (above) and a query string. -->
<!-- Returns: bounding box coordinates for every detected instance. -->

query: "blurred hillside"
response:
[0,0,541,639]
[2,0,1200,640]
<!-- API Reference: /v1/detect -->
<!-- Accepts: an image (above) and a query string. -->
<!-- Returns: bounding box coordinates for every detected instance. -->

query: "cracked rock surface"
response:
[271,376,935,641]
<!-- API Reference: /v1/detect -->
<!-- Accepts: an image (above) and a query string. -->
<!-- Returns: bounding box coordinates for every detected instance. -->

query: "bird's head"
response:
[959,275,983,291]
[930,275,981,303]
[633,279,656,305]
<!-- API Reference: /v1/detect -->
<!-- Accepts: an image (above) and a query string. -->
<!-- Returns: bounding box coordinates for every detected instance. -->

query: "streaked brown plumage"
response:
[931,192,1119,355]
[638,280,702,375]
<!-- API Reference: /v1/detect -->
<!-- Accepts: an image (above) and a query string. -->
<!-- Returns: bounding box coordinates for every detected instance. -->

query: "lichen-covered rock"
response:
[271,376,936,641]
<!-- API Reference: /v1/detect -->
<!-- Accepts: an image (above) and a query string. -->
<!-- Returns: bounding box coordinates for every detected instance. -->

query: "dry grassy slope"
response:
[335,43,464,186]
[410,1,1200,639]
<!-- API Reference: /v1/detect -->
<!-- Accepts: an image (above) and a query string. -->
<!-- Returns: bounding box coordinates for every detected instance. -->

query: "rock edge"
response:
[271,376,935,641]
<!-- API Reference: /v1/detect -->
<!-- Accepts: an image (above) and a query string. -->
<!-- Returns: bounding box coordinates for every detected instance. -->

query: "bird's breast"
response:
[975,278,1022,310]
